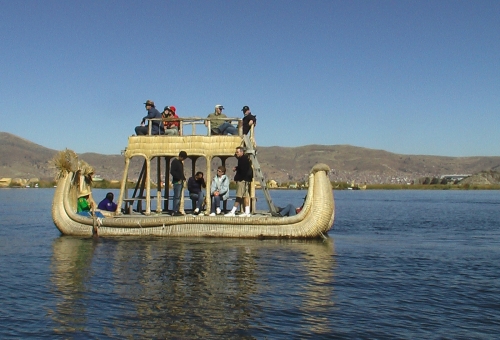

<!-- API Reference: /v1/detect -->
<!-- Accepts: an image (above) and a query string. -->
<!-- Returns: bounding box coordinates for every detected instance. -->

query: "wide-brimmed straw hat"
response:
[78,189,91,198]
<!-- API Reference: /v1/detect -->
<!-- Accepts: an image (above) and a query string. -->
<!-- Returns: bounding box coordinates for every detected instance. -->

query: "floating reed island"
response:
[52,116,335,238]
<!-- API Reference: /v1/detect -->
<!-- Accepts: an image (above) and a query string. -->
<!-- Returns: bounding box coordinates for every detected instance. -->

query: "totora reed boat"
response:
[52,116,335,238]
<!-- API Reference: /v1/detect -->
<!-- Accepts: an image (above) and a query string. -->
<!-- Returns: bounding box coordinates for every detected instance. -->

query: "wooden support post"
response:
[220,156,229,212]
[164,156,171,212]
[145,157,151,215]
[205,156,212,215]
[156,156,161,213]
[135,160,147,213]
[187,156,199,212]
[117,157,130,214]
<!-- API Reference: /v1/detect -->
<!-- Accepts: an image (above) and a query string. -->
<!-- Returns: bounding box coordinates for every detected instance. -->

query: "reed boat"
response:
[52,117,335,238]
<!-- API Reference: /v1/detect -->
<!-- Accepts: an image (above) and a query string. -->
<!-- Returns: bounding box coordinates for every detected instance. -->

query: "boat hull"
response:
[52,164,335,238]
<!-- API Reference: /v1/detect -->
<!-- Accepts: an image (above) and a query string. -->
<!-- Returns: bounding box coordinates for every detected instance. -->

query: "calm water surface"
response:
[0,189,499,339]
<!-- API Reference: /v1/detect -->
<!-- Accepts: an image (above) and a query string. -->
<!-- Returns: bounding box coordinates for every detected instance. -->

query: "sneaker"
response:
[172,211,184,216]
[209,212,216,216]
[238,213,250,217]
[193,209,200,215]
[216,208,221,215]
[224,211,235,217]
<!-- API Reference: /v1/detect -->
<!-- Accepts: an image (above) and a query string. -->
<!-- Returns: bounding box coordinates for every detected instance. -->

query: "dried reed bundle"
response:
[52,149,94,182]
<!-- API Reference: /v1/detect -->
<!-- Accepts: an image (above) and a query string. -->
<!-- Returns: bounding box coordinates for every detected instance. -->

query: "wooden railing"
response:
[145,117,248,137]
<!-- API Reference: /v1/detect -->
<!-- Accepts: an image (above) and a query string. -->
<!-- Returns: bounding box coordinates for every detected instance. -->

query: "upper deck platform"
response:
[126,135,244,159]
[125,116,254,159]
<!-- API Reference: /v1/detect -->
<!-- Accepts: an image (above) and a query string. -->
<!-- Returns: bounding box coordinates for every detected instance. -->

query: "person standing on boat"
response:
[170,151,188,216]
[225,147,253,217]
[162,106,180,135]
[241,106,256,135]
[188,171,206,215]
[205,104,238,135]
[209,166,229,216]
[135,100,164,135]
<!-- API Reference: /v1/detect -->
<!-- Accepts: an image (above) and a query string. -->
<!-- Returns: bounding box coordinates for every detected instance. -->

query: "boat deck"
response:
[112,210,274,219]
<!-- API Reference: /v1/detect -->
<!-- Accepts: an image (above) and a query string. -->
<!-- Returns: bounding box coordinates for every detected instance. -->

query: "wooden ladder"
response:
[242,135,280,216]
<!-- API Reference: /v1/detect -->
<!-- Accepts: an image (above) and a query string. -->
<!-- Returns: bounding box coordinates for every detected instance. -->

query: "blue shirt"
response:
[97,198,117,211]
[142,107,164,135]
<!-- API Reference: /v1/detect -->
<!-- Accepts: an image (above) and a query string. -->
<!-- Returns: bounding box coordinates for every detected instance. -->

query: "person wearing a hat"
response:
[77,189,106,217]
[77,190,93,215]
[241,106,256,135]
[135,100,164,135]
[162,106,180,135]
[205,104,238,135]
[170,151,188,216]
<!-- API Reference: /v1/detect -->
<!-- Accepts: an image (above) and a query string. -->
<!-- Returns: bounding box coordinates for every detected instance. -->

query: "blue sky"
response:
[1,0,499,156]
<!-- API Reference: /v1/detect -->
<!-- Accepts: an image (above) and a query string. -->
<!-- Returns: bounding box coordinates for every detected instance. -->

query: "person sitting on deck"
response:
[275,196,306,217]
[77,190,104,218]
[209,166,229,216]
[241,105,256,135]
[98,192,118,212]
[162,106,180,135]
[170,151,187,216]
[135,100,164,135]
[205,104,238,135]
[188,171,206,215]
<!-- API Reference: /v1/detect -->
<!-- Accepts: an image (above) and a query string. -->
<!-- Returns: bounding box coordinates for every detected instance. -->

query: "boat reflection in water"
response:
[50,236,337,338]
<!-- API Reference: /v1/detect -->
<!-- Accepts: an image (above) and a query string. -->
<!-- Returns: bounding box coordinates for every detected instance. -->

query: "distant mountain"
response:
[0,132,58,179]
[1,131,500,184]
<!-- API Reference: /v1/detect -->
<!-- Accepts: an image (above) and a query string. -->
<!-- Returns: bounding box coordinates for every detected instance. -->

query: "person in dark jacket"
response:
[241,105,256,135]
[188,171,206,215]
[225,146,253,217]
[170,151,187,216]
[98,192,117,212]
[135,100,164,135]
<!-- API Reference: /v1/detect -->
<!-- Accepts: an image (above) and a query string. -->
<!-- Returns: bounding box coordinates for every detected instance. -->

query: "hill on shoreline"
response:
[1,131,500,184]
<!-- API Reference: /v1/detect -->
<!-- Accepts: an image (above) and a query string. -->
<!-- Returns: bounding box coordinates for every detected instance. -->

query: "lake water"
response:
[0,189,499,339]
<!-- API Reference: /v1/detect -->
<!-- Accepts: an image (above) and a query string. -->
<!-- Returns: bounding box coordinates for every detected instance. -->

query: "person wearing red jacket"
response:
[162,106,180,135]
